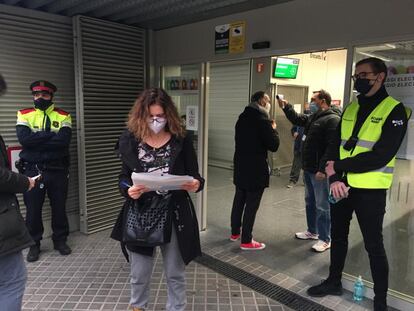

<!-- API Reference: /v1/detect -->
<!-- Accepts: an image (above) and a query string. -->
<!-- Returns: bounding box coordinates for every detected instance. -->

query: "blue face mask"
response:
[309,101,319,113]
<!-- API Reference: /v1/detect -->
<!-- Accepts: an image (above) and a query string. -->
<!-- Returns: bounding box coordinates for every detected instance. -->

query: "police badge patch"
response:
[52,121,59,128]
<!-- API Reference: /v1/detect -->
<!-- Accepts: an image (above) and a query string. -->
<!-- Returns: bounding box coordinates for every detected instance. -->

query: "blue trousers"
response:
[0,252,27,311]
[303,171,331,242]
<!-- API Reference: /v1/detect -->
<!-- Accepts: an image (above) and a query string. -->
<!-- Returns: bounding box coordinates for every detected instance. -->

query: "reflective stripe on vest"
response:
[340,96,406,189]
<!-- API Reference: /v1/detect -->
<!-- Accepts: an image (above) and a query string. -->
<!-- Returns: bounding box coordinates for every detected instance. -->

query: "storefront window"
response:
[349,42,414,299]
[161,64,205,223]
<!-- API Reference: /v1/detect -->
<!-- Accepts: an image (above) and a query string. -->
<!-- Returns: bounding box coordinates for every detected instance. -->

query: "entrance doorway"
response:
[204,48,348,298]
[269,84,309,174]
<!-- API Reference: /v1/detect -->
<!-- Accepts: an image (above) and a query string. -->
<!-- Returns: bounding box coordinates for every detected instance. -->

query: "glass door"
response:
[160,63,207,229]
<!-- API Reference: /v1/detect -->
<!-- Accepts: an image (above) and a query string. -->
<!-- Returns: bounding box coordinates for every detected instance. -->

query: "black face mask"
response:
[34,98,52,111]
[354,77,376,95]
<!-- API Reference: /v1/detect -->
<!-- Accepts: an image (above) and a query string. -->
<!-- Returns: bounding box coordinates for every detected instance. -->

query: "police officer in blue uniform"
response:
[16,81,72,262]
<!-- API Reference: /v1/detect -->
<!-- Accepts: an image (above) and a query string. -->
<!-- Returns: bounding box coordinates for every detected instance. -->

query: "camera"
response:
[343,136,358,151]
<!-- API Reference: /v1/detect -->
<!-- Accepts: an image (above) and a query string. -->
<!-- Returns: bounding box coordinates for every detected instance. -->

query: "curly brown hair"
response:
[127,88,184,140]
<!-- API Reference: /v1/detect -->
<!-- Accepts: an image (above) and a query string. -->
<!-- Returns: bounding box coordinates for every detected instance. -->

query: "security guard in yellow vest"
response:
[307,58,411,311]
[16,80,72,262]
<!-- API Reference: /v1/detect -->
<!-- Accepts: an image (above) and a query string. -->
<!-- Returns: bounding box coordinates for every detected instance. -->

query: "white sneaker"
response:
[286,182,296,188]
[295,231,319,240]
[312,240,331,252]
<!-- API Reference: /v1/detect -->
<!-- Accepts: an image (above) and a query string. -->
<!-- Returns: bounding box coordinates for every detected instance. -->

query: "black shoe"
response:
[27,245,40,262]
[54,242,72,255]
[374,298,388,311]
[307,279,343,297]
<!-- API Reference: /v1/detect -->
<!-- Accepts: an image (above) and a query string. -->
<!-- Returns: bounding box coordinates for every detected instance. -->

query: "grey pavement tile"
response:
[22,231,316,311]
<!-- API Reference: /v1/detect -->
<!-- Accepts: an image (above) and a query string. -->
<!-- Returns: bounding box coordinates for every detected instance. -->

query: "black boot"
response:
[374,297,388,311]
[27,244,40,262]
[53,241,72,255]
[307,279,343,297]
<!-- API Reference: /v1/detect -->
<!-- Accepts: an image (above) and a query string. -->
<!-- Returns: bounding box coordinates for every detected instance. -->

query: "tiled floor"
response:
[22,226,383,311]
[201,241,374,311]
[22,231,294,311]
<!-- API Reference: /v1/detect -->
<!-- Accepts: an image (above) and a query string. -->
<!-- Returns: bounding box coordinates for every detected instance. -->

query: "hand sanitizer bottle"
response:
[353,275,364,302]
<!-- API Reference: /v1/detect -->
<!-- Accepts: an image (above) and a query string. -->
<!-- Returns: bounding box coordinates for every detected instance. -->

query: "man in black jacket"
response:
[0,74,35,311]
[278,90,340,252]
[307,57,411,311]
[230,91,280,250]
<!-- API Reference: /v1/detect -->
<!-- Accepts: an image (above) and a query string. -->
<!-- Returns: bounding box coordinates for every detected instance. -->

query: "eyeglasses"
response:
[148,115,166,123]
[351,71,376,81]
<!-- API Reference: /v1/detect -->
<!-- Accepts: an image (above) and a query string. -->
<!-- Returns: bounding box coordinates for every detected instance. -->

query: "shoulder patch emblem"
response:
[52,121,60,128]
[19,108,35,114]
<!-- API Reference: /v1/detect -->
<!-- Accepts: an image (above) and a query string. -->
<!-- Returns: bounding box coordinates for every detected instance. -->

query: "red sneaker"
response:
[230,234,240,241]
[240,240,266,250]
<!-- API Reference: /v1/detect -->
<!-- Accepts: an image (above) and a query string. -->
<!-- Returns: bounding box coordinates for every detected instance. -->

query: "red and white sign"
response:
[7,146,22,173]
[256,63,264,73]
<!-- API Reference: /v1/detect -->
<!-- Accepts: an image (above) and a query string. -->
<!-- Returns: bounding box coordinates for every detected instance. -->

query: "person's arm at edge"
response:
[0,166,30,193]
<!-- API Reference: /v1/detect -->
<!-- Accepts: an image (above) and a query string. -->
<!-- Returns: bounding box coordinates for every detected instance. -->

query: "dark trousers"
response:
[24,167,69,244]
[230,187,264,243]
[289,150,302,183]
[329,188,388,308]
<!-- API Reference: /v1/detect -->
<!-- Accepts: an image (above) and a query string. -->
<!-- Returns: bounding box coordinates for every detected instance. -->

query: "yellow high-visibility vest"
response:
[340,96,411,189]
[17,104,71,132]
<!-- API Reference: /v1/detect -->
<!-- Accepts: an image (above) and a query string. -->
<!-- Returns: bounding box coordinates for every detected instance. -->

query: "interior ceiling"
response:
[357,42,414,61]
[0,0,292,30]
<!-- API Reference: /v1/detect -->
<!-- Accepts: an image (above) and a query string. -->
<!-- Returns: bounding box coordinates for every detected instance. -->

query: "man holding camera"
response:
[16,80,72,262]
[307,57,411,311]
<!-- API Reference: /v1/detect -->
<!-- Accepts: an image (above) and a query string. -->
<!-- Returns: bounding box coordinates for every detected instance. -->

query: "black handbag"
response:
[123,193,172,247]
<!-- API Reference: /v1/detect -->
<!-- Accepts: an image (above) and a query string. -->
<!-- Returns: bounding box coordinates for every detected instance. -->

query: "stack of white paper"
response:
[131,172,194,191]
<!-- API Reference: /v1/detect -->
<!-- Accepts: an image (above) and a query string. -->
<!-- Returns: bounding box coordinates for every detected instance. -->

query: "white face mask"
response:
[148,117,167,134]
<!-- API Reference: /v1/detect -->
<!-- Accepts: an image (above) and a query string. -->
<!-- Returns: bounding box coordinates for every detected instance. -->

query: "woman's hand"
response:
[128,185,149,199]
[181,179,200,193]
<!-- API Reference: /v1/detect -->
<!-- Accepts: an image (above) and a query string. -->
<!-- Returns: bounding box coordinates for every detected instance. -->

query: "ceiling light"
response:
[357,51,392,62]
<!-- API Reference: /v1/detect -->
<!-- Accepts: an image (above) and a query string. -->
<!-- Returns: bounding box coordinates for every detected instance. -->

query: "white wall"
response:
[271,50,347,104]
[154,0,414,66]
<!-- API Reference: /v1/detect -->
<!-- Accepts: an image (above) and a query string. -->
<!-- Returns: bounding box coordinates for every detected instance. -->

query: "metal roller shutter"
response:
[74,16,145,234]
[0,5,79,233]
[208,60,251,168]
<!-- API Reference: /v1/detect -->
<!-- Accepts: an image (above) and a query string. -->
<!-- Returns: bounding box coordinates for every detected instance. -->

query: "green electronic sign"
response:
[273,57,300,79]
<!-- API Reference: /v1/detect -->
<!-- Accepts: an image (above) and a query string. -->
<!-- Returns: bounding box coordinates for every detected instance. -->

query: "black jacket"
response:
[0,135,34,258]
[110,129,204,265]
[283,104,341,173]
[233,106,279,190]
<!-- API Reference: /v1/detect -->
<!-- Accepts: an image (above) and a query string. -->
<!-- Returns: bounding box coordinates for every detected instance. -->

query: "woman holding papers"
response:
[111,88,204,311]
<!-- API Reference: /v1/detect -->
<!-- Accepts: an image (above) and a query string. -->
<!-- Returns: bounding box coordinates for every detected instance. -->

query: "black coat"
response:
[110,129,204,265]
[233,106,280,190]
[0,135,34,258]
[283,104,341,173]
